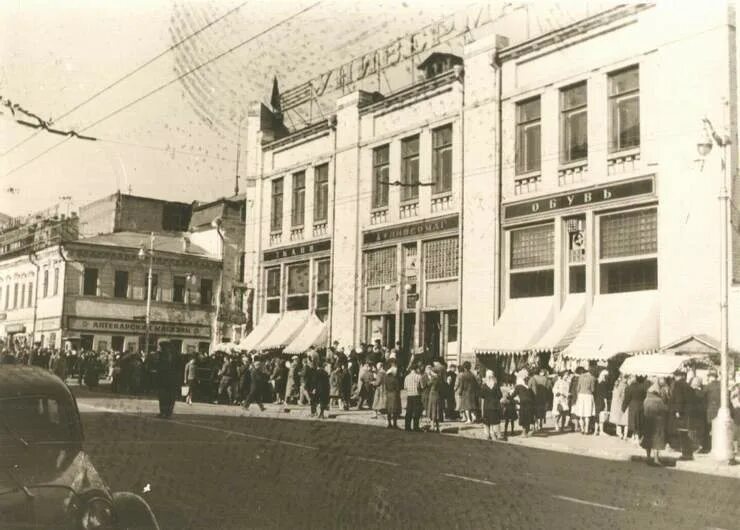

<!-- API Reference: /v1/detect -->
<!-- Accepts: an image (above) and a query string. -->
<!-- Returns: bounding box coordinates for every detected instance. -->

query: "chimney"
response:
[182,236,190,253]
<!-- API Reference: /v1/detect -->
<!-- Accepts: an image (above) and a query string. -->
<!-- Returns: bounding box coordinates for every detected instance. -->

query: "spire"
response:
[270,76,282,115]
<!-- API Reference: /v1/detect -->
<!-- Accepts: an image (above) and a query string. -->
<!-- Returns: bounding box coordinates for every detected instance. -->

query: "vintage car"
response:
[0,365,159,530]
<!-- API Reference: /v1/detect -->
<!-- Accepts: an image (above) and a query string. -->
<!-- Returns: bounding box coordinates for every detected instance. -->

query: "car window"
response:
[0,396,80,444]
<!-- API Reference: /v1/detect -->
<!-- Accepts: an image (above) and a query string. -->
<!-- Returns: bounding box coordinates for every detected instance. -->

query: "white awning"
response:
[284,314,328,355]
[530,293,586,353]
[210,341,239,354]
[475,296,554,355]
[620,353,708,377]
[257,310,310,351]
[238,313,280,352]
[561,290,659,361]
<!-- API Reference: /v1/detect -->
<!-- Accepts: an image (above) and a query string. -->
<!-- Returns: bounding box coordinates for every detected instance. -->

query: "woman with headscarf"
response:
[511,369,535,437]
[372,362,387,419]
[384,361,402,429]
[425,367,446,433]
[609,374,629,440]
[593,370,610,436]
[479,370,503,440]
[641,380,669,466]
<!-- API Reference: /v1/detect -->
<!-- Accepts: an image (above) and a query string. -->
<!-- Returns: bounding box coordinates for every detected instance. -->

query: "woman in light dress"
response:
[609,374,629,440]
[551,371,571,432]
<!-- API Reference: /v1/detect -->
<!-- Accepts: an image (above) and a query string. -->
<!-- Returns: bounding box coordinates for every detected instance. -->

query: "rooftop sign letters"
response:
[503,177,655,220]
[363,214,459,245]
[67,317,210,338]
[263,239,331,262]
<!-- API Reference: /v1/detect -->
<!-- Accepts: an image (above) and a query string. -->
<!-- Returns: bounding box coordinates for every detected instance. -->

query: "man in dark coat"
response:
[670,370,694,460]
[156,350,179,419]
[314,363,331,418]
[704,372,721,451]
[243,360,266,411]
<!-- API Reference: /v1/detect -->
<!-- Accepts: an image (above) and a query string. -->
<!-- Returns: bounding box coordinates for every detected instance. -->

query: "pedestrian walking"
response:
[243,361,266,411]
[285,357,298,404]
[384,362,402,429]
[623,375,648,443]
[425,367,445,433]
[403,363,423,432]
[594,370,610,436]
[609,375,629,440]
[704,371,721,451]
[670,370,694,460]
[315,363,331,419]
[512,370,535,437]
[479,370,503,441]
[445,364,458,419]
[458,362,478,424]
[183,353,198,405]
[529,368,551,432]
[573,366,596,435]
[156,350,179,419]
[688,376,707,452]
[551,371,570,432]
[641,381,669,466]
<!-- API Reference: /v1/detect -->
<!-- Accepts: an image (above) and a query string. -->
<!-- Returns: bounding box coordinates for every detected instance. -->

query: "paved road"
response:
[77,400,740,530]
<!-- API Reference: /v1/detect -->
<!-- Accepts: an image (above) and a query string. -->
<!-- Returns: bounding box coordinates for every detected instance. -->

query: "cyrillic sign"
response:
[363,214,459,245]
[67,317,210,338]
[263,239,331,262]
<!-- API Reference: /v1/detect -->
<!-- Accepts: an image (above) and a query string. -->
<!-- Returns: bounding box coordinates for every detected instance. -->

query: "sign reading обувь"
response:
[504,176,655,220]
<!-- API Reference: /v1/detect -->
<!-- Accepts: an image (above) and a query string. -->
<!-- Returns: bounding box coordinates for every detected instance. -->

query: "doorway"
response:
[423,312,441,361]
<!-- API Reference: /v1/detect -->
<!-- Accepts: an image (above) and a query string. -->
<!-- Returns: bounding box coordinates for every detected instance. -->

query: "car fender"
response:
[112,491,160,530]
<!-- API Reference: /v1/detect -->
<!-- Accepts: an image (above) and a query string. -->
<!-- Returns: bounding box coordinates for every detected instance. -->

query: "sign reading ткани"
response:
[504,177,655,219]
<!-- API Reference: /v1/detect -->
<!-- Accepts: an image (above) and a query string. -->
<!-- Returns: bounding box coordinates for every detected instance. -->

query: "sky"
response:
[0,0,605,223]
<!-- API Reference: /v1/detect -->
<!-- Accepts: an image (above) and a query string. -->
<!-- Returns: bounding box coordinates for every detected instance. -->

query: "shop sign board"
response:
[363,214,459,245]
[504,176,655,220]
[263,239,331,263]
[67,317,210,338]
[4,323,26,333]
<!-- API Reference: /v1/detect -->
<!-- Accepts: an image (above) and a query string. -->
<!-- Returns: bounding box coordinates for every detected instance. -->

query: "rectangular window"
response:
[286,262,309,310]
[432,125,453,195]
[114,270,129,298]
[270,177,284,232]
[27,282,33,307]
[515,97,541,174]
[401,135,420,202]
[365,246,397,287]
[149,273,159,302]
[561,82,588,163]
[423,237,459,280]
[265,267,281,313]
[43,269,49,297]
[53,268,59,296]
[609,66,640,152]
[315,259,331,321]
[13,283,19,308]
[372,145,389,209]
[111,336,125,352]
[4,285,8,309]
[199,278,213,306]
[314,164,329,223]
[291,171,305,227]
[20,283,25,308]
[82,268,98,296]
[509,224,554,298]
[599,208,657,293]
[173,275,186,303]
[569,265,586,294]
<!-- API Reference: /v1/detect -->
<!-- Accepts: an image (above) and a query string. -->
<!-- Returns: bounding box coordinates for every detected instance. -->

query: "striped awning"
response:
[238,313,280,352]
[561,290,659,361]
[475,296,554,355]
[284,314,328,355]
[257,310,310,351]
[530,293,586,353]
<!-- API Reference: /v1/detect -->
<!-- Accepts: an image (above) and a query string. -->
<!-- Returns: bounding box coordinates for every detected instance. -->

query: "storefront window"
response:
[315,259,330,321]
[423,237,459,280]
[265,267,281,313]
[599,208,657,293]
[287,262,309,310]
[365,247,397,313]
[509,224,554,298]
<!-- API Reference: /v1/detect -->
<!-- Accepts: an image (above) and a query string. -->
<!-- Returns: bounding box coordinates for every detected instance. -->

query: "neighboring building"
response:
[243,3,740,365]
[79,192,191,236]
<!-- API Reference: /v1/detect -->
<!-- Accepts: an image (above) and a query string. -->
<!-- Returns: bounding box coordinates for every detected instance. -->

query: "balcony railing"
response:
[431,194,453,213]
[289,227,304,241]
[558,162,588,186]
[269,232,282,246]
[399,202,418,219]
[370,209,388,225]
[607,150,641,177]
[312,222,328,238]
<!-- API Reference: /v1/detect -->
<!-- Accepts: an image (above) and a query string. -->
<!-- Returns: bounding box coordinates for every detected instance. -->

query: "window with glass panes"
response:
[291,171,305,227]
[20,284,25,308]
[199,278,213,306]
[173,275,186,303]
[432,125,452,195]
[509,224,554,298]
[515,97,541,174]
[27,282,33,306]
[599,208,657,293]
[82,268,98,296]
[401,135,420,202]
[315,259,330,321]
[314,164,329,223]
[287,262,309,310]
[423,237,459,279]
[265,267,281,313]
[150,273,159,301]
[114,270,129,298]
[270,178,284,232]
[608,66,640,152]
[43,269,49,297]
[372,145,389,209]
[561,83,587,163]
[365,247,397,287]
[53,268,59,296]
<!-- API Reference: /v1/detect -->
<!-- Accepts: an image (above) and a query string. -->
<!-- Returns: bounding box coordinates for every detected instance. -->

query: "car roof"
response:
[0,365,75,403]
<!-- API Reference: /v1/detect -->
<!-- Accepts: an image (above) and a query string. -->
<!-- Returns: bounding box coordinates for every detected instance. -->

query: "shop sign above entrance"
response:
[363,214,459,245]
[67,317,210,338]
[263,239,331,263]
[504,176,655,220]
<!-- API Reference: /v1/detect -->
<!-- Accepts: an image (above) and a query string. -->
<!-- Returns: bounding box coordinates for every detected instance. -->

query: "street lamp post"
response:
[138,232,155,354]
[211,218,225,348]
[697,116,736,463]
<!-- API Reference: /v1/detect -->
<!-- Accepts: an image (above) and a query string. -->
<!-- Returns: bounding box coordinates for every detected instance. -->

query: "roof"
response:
[73,231,211,257]
[0,365,75,403]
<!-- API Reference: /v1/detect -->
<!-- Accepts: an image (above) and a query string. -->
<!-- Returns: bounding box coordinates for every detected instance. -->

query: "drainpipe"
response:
[494,51,504,326]
[327,116,338,343]
[28,250,40,359]
[57,244,68,350]
[455,64,465,366]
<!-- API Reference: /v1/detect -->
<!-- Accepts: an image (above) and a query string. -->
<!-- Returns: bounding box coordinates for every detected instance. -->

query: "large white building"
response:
[242,3,740,369]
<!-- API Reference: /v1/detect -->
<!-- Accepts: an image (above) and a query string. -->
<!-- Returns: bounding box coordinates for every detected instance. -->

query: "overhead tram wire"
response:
[0,0,250,158]
[0,1,323,180]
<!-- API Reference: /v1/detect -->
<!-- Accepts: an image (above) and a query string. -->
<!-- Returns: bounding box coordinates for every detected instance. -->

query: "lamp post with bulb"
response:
[138,233,155,354]
[697,116,736,464]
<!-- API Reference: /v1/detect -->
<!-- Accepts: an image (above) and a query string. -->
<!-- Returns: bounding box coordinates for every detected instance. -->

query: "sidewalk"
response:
[74,389,740,480]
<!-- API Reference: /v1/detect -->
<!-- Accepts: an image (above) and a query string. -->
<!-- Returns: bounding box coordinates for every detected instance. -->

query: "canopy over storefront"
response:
[258,310,310,351]
[238,313,280,352]
[474,296,554,355]
[284,314,328,355]
[620,353,710,377]
[530,293,586,353]
[561,290,659,361]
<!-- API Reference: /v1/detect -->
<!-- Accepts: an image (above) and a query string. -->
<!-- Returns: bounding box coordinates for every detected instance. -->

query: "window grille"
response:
[600,208,656,259]
[510,224,554,269]
[365,247,397,287]
[423,237,459,280]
